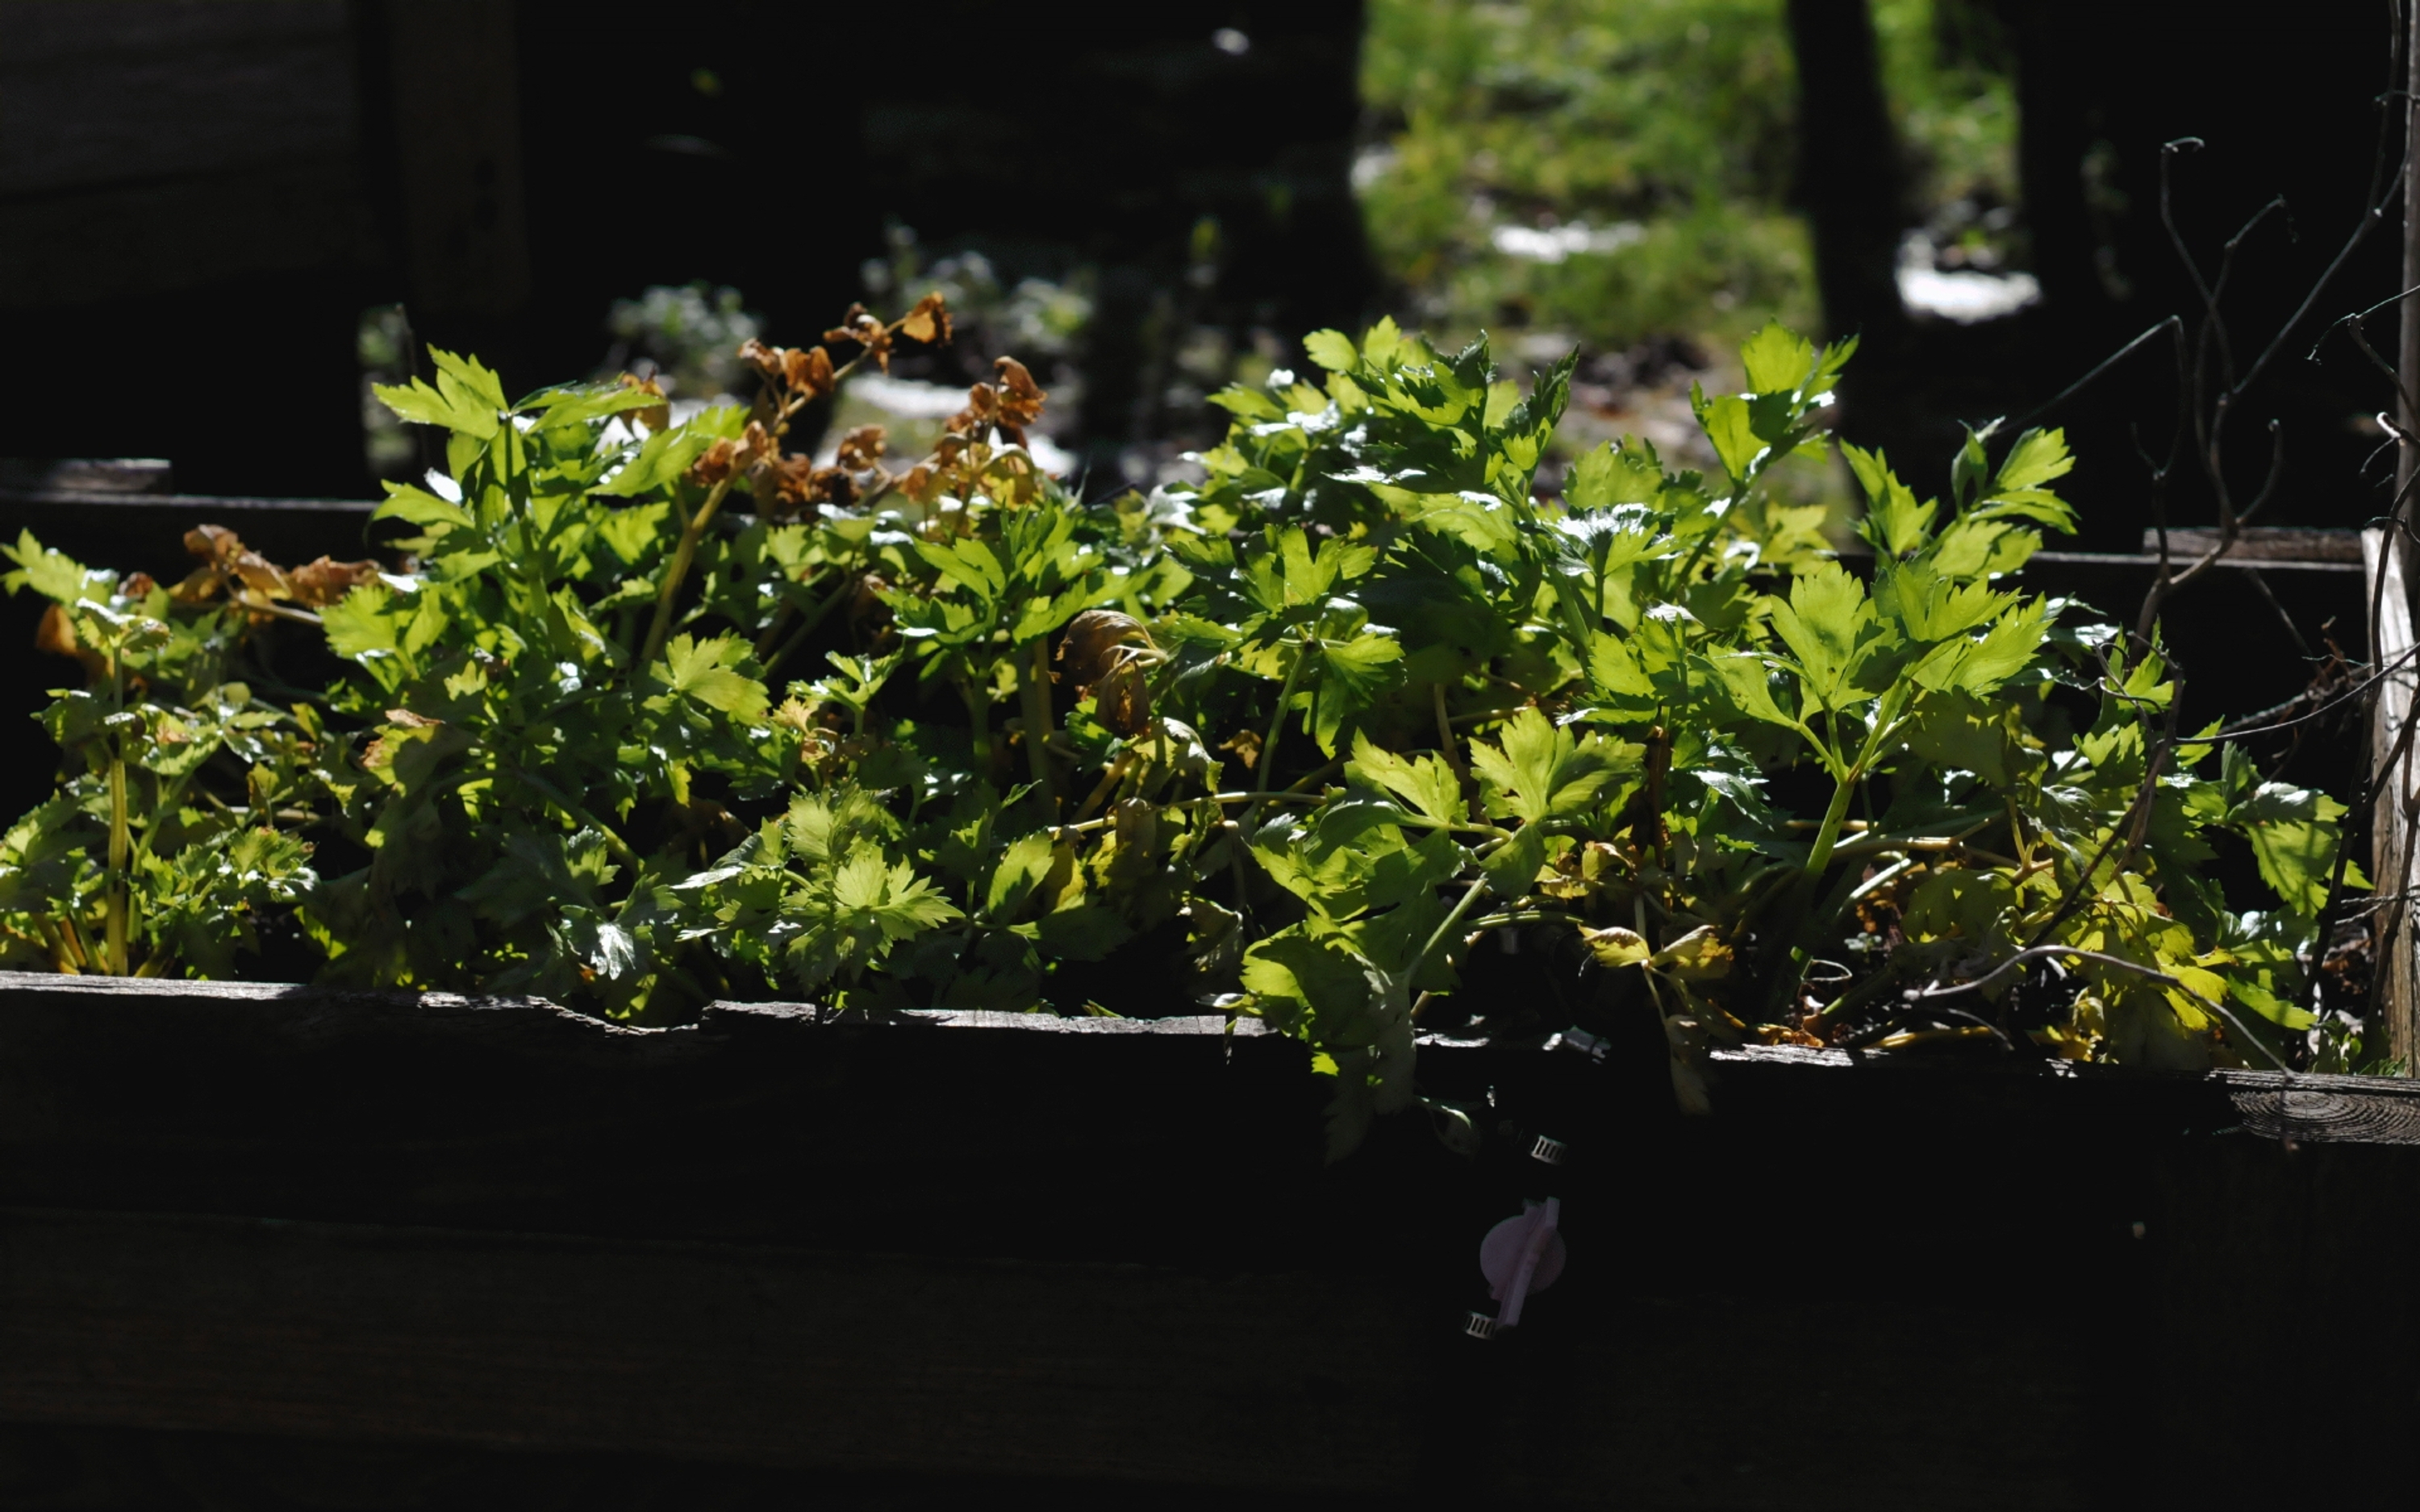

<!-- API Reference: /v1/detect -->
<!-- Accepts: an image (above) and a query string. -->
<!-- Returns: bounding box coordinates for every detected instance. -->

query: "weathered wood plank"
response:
[5,979,2420,1502]
[375,2,531,319]
[0,460,172,494]
[0,3,372,309]
[2138,525,2367,563]
[0,489,379,581]
[0,2,356,199]
[0,1204,2104,1510]
[2368,527,2418,1069]
[2030,552,2361,573]
[1711,1043,2420,1143]
[0,972,1334,1264]
[0,1205,1425,1494]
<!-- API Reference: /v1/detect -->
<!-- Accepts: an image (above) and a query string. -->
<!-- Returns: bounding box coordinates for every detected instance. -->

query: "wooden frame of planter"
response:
[6,487,2416,1506]
[5,969,2420,1510]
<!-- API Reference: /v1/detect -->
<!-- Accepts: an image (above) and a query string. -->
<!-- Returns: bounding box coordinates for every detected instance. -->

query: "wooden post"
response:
[2368,528,2418,1068]
[2385,2,2420,1072]
[370,1,531,325]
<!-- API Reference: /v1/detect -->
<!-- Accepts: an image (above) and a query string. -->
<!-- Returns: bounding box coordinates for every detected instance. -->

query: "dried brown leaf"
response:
[287,557,381,607]
[835,424,887,471]
[783,345,836,399]
[994,356,1046,425]
[1092,660,1154,736]
[185,524,243,565]
[824,305,894,373]
[618,373,670,432]
[1055,609,1153,692]
[899,291,952,346]
[737,338,783,379]
[232,552,290,600]
[687,438,738,487]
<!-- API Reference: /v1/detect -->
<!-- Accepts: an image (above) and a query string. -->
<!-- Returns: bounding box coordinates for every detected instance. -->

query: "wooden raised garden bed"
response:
[5,968,2420,1509]
[4,474,2414,1507]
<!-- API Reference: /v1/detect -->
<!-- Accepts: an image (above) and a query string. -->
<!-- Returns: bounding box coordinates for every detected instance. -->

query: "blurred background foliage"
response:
[2,0,2393,552]
[1354,0,2017,360]
[348,1,2028,498]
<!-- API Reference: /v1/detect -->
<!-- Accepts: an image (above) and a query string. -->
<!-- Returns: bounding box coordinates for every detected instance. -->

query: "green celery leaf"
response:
[1740,323,1817,395]
[653,633,770,720]
[1302,330,1359,372]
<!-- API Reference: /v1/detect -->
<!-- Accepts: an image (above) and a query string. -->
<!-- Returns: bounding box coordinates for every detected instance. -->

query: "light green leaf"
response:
[1766,562,1901,706]
[2240,783,2347,915]
[984,831,1054,920]
[1740,323,1817,395]
[829,850,962,938]
[1843,443,1937,558]
[653,633,770,720]
[1701,394,1765,482]
[1937,596,2048,695]
[1037,902,1133,961]
[428,347,509,414]
[1992,427,2075,493]
[321,582,400,660]
[1311,635,1405,754]
[1564,442,1663,510]
[1480,824,1546,898]
[1701,652,1796,729]
[373,378,498,438]
[1243,931,1380,1031]
[1349,731,1466,826]
[372,484,474,531]
[1587,631,1656,698]
[1359,315,1404,368]
[1302,330,1359,372]
[1,530,99,604]
[1466,706,1631,823]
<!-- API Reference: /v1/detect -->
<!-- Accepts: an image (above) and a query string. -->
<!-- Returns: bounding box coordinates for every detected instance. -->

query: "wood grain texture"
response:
[0,2,355,198]
[1711,1043,2420,1143]
[0,1206,1423,1493]
[0,460,173,494]
[2368,526,2418,1070]
[0,2,373,307]
[376,1,530,319]
[2137,526,2367,563]
[0,972,1333,1266]
[0,1205,2101,1510]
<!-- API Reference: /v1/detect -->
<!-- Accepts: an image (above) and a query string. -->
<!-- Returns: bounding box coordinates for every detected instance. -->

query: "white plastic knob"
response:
[1479,1196,1566,1327]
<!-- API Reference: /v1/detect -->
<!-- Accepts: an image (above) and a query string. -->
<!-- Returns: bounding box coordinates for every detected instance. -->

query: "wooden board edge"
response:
[2366,527,2418,1073]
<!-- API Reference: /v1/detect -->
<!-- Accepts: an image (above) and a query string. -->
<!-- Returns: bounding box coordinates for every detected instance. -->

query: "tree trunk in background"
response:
[1783,0,1908,348]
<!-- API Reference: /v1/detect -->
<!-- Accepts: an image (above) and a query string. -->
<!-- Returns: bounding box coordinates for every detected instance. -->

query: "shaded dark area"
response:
[1785,0,1911,352]
[1778,2,2401,850]
[1797,2,2404,554]
[0,1,1370,496]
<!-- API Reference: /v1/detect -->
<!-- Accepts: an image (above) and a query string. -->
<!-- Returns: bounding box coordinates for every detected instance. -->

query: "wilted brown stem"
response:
[638,474,737,669]
[1019,638,1059,813]
[106,748,129,976]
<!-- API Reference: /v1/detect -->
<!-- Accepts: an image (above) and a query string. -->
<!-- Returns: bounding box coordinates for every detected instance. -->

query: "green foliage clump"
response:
[0,301,2359,1152]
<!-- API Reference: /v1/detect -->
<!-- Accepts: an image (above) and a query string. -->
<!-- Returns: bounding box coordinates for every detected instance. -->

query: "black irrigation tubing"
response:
[2019,653,2183,955]
[2011,318,2184,434]
[1838,1000,2017,1054]
[2322,295,2420,432]
[2213,644,2420,741]
[1912,945,2296,1074]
